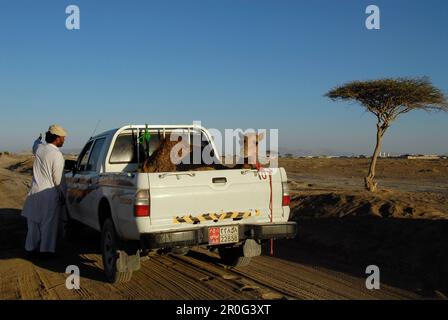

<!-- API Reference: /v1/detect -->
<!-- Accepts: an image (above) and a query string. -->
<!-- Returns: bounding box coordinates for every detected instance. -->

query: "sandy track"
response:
[0,229,422,300]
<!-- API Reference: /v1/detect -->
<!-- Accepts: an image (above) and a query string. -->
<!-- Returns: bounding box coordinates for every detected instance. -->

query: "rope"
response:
[256,162,274,256]
[269,173,274,256]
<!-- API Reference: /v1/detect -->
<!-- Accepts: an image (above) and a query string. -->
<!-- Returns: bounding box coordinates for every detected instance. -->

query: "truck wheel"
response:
[218,247,252,268]
[218,240,261,268]
[171,247,190,256]
[101,219,133,283]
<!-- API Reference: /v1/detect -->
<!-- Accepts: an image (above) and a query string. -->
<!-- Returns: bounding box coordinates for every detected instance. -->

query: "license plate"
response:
[208,226,239,245]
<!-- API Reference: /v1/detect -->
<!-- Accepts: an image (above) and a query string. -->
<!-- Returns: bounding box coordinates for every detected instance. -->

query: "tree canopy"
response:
[325,77,448,130]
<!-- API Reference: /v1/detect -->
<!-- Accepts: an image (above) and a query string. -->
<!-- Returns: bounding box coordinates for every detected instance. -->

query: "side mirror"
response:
[64,160,77,174]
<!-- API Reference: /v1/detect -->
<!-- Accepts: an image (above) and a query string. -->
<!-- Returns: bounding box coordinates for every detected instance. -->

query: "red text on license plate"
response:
[208,226,239,245]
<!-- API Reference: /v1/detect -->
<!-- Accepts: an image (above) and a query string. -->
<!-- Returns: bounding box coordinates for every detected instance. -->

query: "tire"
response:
[218,239,261,268]
[218,247,252,268]
[171,247,190,256]
[101,218,133,283]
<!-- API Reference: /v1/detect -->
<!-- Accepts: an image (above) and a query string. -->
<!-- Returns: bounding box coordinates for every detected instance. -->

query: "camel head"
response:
[238,131,265,165]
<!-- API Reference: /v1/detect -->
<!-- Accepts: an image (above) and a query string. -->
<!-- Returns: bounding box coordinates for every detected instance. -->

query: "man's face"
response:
[56,136,65,148]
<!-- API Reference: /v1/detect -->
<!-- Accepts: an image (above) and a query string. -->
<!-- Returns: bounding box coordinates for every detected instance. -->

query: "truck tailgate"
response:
[147,168,288,229]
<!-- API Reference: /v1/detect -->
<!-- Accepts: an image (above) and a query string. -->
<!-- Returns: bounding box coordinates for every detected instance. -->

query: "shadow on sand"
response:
[0,208,106,282]
[268,216,448,297]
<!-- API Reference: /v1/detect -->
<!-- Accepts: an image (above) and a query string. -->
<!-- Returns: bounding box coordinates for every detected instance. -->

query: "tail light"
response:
[282,181,290,207]
[134,190,150,217]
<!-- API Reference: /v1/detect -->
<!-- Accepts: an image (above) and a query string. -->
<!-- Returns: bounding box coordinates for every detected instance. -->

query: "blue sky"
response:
[0,0,447,155]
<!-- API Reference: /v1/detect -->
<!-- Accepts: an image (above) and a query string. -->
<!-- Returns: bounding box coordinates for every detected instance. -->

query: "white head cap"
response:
[48,124,67,137]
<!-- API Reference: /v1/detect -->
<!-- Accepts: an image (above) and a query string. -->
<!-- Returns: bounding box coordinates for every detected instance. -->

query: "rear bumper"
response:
[140,222,298,250]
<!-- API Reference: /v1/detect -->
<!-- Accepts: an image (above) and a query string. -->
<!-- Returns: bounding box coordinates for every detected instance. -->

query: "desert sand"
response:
[0,153,446,299]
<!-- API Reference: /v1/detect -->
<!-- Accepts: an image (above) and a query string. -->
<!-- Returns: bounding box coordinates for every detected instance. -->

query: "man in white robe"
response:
[22,124,68,256]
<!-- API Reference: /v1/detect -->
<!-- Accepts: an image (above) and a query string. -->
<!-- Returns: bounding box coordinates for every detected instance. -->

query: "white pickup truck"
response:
[64,124,297,283]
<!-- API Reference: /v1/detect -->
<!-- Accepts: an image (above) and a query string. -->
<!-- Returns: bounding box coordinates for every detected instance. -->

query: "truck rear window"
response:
[109,131,217,165]
[109,134,161,164]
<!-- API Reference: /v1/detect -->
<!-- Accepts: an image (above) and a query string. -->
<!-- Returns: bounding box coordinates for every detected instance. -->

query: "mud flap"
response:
[116,250,141,273]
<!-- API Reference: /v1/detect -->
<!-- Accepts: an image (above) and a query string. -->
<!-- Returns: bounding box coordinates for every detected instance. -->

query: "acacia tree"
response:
[326,77,447,192]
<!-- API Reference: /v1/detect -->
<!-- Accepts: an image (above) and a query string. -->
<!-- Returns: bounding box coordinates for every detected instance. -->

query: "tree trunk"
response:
[365,125,384,192]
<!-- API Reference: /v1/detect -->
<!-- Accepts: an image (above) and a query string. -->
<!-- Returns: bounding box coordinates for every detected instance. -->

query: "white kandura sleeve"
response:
[32,139,42,155]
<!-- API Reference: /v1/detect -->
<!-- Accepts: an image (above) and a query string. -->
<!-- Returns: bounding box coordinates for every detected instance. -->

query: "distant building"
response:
[378,152,392,158]
[403,154,441,160]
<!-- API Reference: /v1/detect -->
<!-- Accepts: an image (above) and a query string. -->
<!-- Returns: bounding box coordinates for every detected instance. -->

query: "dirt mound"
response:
[290,191,447,220]
[0,170,31,209]
[288,189,448,294]
[7,159,34,175]
[0,155,33,209]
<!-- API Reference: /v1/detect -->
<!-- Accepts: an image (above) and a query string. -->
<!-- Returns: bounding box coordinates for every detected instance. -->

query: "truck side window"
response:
[77,141,94,172]
[86,138,106,172]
